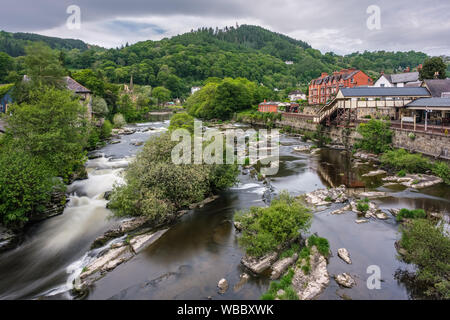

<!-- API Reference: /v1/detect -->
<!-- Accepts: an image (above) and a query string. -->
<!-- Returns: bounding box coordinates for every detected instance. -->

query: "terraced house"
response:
[308,68,373,105]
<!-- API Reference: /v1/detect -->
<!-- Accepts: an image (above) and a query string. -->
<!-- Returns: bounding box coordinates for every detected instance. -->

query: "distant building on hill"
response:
[191,86,202,95]
[308,68,373,105]
[288,90,306,101]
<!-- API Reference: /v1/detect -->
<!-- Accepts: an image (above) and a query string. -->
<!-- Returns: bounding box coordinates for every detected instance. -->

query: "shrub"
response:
[356,119,393,154]
[399,219,450,299]
[113,113,126,128]
[381,149,431,173]
[0,148,59,229]
[168,113,195,133]
[432,161,450,185]
[307,235,330,257]
[235,191,312,257]
[100,120,113,139]
[396,208,427,222]
[261,269,298,300]
[397,170,407,177]
[356,198,370,213]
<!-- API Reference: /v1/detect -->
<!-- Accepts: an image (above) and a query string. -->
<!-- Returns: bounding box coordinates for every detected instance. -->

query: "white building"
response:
[285,61,294,65]
[374,72,420,88]
[191,86,202,94]
[288,90,306,101]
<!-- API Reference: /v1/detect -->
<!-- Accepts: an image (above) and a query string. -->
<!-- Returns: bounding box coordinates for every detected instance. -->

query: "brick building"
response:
[258,101,279,113]
[308,68,373,105]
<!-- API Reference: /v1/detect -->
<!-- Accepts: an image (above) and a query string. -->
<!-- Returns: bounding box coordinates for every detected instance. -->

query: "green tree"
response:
[23,42,66,87]
[152,86,171,106]
[4,88,88,180]
[91,96,109,117]
[0,52,13,83]
[356,119,393,154]
[0,147,60,229]
[420,57,447,80]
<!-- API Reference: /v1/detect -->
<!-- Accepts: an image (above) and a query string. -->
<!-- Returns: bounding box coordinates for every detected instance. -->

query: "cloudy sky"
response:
[2,0,450,55]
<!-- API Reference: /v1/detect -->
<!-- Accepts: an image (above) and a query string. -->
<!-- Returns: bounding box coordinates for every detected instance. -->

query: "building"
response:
[314,87,431,125]
[0,84,14,114]
[308,68,373,105]
[421,79,450,98]
[258,101,279,113]
[191,86,202,95]
[285,61,294,65]
[288,90,306,101]
[403,98,450,128]
[64,76,93,118]
[374,71,420,88]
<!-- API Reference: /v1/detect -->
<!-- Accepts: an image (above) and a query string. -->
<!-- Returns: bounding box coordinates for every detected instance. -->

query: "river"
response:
[0,118,448,300]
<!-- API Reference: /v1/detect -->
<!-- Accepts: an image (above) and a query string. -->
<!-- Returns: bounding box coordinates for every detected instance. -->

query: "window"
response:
[380,84,385,87]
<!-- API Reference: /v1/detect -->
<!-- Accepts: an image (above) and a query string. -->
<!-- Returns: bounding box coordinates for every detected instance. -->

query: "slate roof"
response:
[289,90,304,95]
[340,87,430,97]
[423,79,450,98]
[390,72,419,84]
[406,98,450,108]
[65,76,91,93]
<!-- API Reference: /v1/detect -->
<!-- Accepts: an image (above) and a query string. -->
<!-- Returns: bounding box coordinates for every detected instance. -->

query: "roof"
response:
[259,101,280,106]
[390,72,419,84]
[406,98,450,109]
[423,79,450,98]
[65,76,91,93]
[289,90,304,95]
[340,87,430,97]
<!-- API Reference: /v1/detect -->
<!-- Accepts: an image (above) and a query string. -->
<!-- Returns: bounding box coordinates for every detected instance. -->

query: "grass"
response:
[356,198,370,214]
[279,243,300,260]
[396,208,427,222]
[261,269,298,300]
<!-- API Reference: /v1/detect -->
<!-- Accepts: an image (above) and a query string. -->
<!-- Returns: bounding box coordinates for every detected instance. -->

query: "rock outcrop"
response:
[382,174,443,189]
[270,253,299,280]
[334,273,356,288]
[304,185,347,206]
[337,248,352,264]
[0,227,19,252]
[217,278,229,294]
[291,246,329,300]
[241,252,279,274]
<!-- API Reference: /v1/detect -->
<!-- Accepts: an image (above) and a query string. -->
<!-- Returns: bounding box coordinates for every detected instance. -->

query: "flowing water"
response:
[0,119,448,300]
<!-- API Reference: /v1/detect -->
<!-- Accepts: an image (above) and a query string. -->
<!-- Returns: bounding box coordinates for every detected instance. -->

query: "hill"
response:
[0,25,429,97]
[0,30,90,57]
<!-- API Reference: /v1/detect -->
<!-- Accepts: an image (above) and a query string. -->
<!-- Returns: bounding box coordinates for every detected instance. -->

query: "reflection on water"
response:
[0,124,448,301]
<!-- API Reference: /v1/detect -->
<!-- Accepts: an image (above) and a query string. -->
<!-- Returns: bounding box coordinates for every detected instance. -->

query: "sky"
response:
[2,0,450,56]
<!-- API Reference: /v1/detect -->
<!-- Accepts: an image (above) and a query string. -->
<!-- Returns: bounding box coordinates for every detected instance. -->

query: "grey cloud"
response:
[1,0,449,55]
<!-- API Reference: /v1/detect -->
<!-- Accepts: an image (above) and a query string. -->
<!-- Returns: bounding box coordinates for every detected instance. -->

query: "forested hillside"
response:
[0,25,429,97]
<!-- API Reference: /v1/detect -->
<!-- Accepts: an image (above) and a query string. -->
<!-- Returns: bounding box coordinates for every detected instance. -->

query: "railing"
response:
[313,98,339,123]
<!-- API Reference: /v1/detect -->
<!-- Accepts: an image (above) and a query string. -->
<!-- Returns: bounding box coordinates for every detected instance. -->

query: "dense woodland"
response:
[0,25,436,98]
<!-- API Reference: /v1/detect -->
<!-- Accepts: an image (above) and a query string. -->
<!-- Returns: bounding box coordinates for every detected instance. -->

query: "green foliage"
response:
[152,86,171,105]
[0,147,60,229]
[307,235,330,257]
[399,219,450,299]
[396,208,427,222]
[356,119,393,154]
[432,161,450,185]
[91,96,109,117]
[261,269,298,300]
[23,43,67,87]
[4,88,88,181]
[113,113,126,128]
[168,112,195,133]
[0,52,14,83]
[397,169,407,177]
[235,191,312,257]
[100,120,113,139]
[109,133,239,224]
[279,243,300,259]
[356,198,370,214]
[381,149,431,173]
[420,57,447,80]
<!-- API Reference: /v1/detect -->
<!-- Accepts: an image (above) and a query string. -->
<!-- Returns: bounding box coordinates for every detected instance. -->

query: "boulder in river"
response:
[233,273,250,292]
[130,229,168,253]
[241,252,278,274]
[304,185,347,206]
[334,273,356,288]
[0,227,19,252]
[270,253,299,280]
[337,248,352,264]
[217,278,229,294]
[362,170,387,177]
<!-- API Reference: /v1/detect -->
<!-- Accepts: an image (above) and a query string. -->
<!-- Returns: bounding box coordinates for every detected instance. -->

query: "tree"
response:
[168,113,195,133]
[356,119,393,154]
[152,86,171,106]
[4,88,88,180]
[0,52,13,83]
[420,57,447,80]
[91,96,109,117]
[23,43,66,87]
[0,148,58,229]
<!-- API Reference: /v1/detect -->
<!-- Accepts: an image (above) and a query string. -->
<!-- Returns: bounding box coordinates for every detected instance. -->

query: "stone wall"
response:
[392,129,450,159]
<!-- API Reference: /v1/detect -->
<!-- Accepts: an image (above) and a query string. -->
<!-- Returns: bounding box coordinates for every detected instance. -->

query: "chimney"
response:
[418,64,423,71]
[333,71,339,76]
[404,67,410,73]
[321,72,328,78]
[380,71,384,75]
